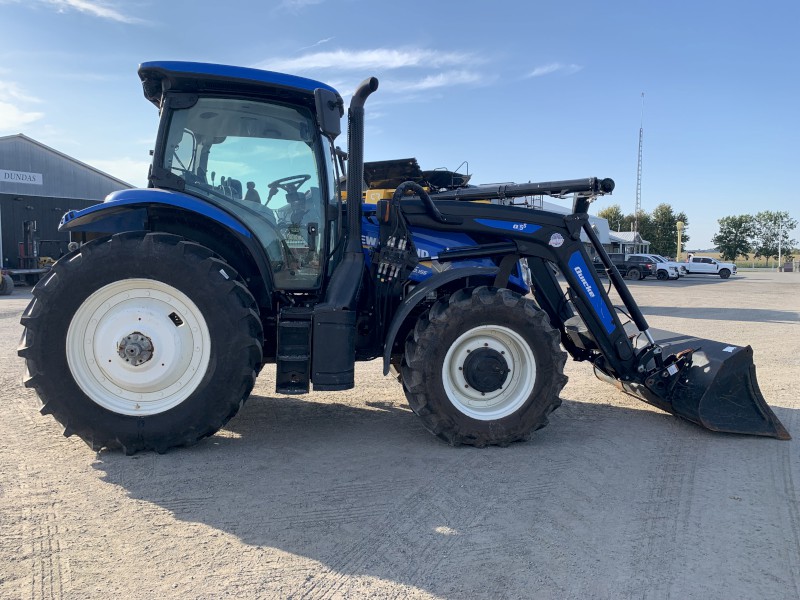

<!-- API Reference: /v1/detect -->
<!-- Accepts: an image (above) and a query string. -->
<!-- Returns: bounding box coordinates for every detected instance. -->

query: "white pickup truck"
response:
[683,255,737,278]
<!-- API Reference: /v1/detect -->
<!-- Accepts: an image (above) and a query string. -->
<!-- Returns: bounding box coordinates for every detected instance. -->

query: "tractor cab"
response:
[140,62,344,291]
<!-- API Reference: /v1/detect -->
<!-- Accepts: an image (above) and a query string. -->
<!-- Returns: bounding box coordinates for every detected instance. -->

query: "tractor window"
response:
[162,96,328,290]
[173,129,195,172]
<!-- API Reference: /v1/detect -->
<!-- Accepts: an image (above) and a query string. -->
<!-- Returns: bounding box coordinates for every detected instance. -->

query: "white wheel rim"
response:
[442,325,536,421]
[66,279,211,416]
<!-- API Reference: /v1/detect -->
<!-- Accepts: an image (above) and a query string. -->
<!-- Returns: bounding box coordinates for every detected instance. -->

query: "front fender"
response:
[382,266,500,375]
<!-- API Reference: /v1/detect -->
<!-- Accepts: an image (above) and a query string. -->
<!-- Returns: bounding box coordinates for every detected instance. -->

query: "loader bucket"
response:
[597,329,790,440]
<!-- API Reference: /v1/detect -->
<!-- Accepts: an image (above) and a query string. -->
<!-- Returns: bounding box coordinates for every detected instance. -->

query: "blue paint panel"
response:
[140,61,338,95]
[360,216,529,293]
[568,251,616,334]
[59,188,251,237]
[474,219,542,234]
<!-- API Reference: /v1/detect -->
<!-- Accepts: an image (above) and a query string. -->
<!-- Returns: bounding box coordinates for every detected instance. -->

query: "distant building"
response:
[0,134,132,269]
[608,230,650,255]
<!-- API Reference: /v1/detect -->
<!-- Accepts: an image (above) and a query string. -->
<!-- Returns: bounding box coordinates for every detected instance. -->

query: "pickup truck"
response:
[683,255,737,278]
[627,254,682,280]
[595,253,658,280]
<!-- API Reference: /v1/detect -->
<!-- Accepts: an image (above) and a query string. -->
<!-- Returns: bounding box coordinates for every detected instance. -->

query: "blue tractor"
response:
[18,62,788,453]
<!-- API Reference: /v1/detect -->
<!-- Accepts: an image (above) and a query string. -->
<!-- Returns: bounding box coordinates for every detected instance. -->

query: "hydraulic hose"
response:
[392,181,451,224]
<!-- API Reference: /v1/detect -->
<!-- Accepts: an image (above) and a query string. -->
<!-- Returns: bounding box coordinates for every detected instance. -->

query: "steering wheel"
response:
[265,174,311,205]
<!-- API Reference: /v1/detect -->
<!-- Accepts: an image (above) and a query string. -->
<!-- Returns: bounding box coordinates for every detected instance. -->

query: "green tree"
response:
[647,203,683,257]
[596,203,688,257]
[596,204,626,231]
[635,209,655,248]
[752,211,798,263]
[712,215,754,261]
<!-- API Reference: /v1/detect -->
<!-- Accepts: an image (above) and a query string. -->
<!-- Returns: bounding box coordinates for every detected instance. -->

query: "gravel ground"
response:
[1,271,798,599]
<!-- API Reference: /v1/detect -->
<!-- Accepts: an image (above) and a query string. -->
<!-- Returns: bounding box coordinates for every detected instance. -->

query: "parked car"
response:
[627,254,682,280]
[595,253,658,280]
[683,255,737,279]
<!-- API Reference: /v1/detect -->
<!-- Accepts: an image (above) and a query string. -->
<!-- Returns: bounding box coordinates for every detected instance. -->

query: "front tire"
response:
[401,287,567,447]
[18,232,263,454]
[656,270,668,281]
[719,268,731,279]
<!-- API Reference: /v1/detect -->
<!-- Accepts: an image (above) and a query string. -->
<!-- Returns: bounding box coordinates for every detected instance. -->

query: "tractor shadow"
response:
[91,392,796,598]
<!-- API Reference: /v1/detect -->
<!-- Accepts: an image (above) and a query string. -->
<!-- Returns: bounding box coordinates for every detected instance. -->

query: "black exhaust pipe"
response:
[344,77,379,255]
[312,77,378,391]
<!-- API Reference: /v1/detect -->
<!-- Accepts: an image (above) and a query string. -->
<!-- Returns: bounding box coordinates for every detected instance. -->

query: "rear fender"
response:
[59,189,276,318]
[60,188,250,237]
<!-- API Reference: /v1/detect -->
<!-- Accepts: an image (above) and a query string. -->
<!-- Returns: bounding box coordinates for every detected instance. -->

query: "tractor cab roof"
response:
[138,61,341,109]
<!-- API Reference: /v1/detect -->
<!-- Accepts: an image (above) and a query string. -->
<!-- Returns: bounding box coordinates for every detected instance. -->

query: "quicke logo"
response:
[574,265,595,298]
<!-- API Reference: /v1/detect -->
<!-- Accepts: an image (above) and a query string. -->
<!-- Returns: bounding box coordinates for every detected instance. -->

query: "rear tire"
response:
[625,267,641,280]
[719,269,731,279]
[18,232,263,454]
[0,273,13,295]
[401,286,567,447]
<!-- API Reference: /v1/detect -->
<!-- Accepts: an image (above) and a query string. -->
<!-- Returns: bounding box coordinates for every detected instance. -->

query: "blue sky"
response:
[1,0,797,249]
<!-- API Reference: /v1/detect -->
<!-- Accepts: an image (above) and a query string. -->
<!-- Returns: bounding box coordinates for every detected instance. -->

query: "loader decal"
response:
[474,219,542,234]
[568,252,616,334]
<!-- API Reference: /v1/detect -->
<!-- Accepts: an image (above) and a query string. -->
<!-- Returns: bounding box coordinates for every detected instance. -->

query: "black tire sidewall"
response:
[26,234,259,449]
[408,290,564,441]
[0,274,13,295]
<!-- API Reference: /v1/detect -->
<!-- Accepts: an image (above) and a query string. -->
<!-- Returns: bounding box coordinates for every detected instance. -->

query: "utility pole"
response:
[634,93,644,252]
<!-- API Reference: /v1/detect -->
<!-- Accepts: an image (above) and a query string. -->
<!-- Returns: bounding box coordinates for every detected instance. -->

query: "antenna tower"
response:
[634,92,644,239]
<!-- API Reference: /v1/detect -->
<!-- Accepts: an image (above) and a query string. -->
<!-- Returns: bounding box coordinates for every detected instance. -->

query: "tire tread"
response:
[401,286,567,447]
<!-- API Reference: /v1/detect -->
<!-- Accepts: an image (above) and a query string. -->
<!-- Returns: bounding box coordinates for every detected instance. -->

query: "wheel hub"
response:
[442,324,537,421]
[462,347,510,393]
[117,332,154,366]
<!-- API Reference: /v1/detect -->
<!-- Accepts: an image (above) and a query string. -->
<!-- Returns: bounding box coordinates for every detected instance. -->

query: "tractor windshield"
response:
[162,96,331,290]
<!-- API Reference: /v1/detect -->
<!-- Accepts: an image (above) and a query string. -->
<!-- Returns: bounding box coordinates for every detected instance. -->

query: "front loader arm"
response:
[394,193,788,440]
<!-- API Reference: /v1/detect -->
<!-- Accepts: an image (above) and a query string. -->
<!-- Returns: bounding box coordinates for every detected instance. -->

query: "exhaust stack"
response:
[311,77,379,392]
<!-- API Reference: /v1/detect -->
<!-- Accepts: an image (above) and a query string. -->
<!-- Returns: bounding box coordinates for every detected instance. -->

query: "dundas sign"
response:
[1,169,43,185]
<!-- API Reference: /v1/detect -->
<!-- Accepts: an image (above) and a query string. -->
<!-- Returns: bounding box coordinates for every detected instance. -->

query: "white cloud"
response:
[383,70,484,93]
[278,0,325,13]
[0,101,44,132]
[256,47,489,112]
[297,37,335,52]
[257,48,476,73]
[6,0,143,23]
[0,81,44,132]
[89,157,151,187]
[525,63,582,78]
[0,81,42,104]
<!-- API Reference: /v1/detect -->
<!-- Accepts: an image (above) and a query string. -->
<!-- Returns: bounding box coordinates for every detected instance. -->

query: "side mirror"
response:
[314,88,343,139]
